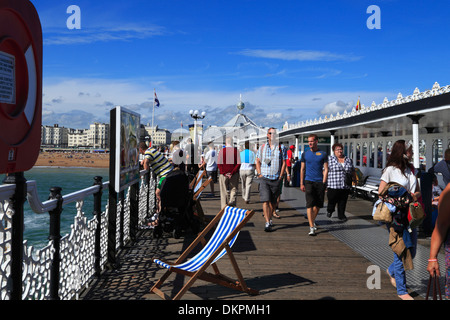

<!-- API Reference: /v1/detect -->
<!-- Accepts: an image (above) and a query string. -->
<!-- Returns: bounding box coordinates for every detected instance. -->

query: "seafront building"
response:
[43,122,171,150]
[67,128,88,148]
[41,124,69,148]
[42,122,110,150]
[87,122,110,149]
[141,125,171,147]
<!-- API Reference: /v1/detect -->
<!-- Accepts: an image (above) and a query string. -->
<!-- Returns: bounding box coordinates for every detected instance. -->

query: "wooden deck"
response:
[80,181,427,302]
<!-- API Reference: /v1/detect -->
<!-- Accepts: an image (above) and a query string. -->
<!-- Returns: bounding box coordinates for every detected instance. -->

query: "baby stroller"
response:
[152,169,199,238]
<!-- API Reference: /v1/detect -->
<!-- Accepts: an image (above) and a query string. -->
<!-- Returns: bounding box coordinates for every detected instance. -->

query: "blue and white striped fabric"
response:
[194,170,204,193]
[153,206,248,272]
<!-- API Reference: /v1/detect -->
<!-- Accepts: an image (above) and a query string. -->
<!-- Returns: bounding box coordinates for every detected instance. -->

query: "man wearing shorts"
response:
[256,127,287,232]
[300,134,328,236]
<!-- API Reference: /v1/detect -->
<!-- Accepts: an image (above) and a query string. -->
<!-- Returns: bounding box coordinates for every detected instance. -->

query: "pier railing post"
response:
[119,190,124,248]
[48,186,63,300]
[92,176,103,277]
[129,181,139,243]
[3,172,26,300]
[145,170,150,218]
[107,184,118,268]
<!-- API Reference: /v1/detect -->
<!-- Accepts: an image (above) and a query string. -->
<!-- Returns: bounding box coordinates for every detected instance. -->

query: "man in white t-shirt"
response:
[204,141,218,196]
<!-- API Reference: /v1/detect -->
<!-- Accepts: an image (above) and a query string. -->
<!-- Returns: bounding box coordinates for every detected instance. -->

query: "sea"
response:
[1,167,109,249]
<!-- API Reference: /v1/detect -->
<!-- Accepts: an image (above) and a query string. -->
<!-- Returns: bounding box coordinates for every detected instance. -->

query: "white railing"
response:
[0,169,156,300]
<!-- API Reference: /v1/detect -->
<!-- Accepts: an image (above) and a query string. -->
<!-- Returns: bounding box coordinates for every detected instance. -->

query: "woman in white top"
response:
[378,140,421,300]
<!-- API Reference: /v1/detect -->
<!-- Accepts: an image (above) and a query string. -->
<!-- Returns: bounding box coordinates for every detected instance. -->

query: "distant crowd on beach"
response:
[35,150,109,168]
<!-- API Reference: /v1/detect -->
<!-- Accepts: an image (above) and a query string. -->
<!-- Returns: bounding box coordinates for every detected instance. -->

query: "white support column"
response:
[412,124,420,169]
[295,135,299,159]
[408,115,424,170]
[300,134,304,158]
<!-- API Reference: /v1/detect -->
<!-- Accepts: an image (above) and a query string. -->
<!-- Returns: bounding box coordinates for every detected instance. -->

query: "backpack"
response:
[407,201,425,229]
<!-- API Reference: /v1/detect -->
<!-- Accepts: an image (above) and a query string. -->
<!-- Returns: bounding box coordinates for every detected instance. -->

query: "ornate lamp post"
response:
[189,109,206,146]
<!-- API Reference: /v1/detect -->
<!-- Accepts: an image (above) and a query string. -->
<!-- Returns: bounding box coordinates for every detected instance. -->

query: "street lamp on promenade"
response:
[189,109,206,146]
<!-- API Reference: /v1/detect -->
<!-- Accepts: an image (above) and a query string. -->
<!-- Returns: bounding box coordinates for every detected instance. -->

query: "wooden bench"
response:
[354,176,380,201]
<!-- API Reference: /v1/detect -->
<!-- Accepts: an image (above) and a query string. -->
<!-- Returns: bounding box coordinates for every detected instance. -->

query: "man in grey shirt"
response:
[429,148,450,186]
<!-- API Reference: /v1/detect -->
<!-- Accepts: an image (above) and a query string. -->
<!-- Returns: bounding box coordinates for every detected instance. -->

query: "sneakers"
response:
[264,220,273,232]
[308,223,317,236]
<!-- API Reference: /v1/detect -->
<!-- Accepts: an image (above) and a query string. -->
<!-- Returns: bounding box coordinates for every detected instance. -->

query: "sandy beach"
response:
[34,151,109,168]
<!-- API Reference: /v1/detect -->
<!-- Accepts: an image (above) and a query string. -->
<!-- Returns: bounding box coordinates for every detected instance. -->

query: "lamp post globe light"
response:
[189,109,206,146]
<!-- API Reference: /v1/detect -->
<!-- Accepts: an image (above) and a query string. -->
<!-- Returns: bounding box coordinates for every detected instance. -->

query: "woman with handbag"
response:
[427,183,450,300]
[326,143,355,222]
[378,140,421,300]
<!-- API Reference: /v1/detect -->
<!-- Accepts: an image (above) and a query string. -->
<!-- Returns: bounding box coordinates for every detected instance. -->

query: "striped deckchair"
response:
[193,176,212,201]
[189,169,206,190]
[150,206,258,300]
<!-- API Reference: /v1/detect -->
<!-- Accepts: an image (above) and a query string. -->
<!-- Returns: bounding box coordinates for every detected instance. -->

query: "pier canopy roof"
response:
[203,107,267,145]
[279,82,450,140]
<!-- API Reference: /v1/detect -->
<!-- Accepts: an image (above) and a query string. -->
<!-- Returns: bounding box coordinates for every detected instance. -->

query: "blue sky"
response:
[30,0,450,131]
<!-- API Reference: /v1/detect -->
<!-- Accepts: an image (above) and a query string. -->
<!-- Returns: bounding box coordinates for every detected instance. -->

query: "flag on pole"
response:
[356,97,360,111]
[154,91,160,107]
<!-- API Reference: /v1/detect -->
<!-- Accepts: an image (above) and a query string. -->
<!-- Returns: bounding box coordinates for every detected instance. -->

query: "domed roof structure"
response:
[203,95,268,146]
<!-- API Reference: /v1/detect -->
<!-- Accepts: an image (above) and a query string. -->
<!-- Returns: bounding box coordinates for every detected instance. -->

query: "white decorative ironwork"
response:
[22,241,52,299]
[0,170,156,300]
[0,199,13,300]
[281,82,450,132]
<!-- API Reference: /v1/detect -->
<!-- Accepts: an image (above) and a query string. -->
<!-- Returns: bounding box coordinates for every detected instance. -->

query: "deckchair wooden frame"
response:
[193,176,212,201]
[189,170,206,190]
[192,176,212,222]
[150,207,258,300]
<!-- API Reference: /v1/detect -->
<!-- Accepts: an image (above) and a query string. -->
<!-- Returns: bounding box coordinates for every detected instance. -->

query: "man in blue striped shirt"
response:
[256,127,288,232]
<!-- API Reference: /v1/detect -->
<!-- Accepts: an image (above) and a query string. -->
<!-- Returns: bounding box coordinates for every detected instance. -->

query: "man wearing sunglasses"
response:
[256,127,288,232]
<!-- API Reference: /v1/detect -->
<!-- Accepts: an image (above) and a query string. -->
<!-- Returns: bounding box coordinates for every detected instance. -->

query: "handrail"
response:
[25,180,108,214]
[0,183,16,202]
[3,168,149,215]
[0,167,156,300]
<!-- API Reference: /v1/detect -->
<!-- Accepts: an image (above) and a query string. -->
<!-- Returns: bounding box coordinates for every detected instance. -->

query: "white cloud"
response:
[319,100,354,115]
[236,49,362,62]
[44,25,166,45]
